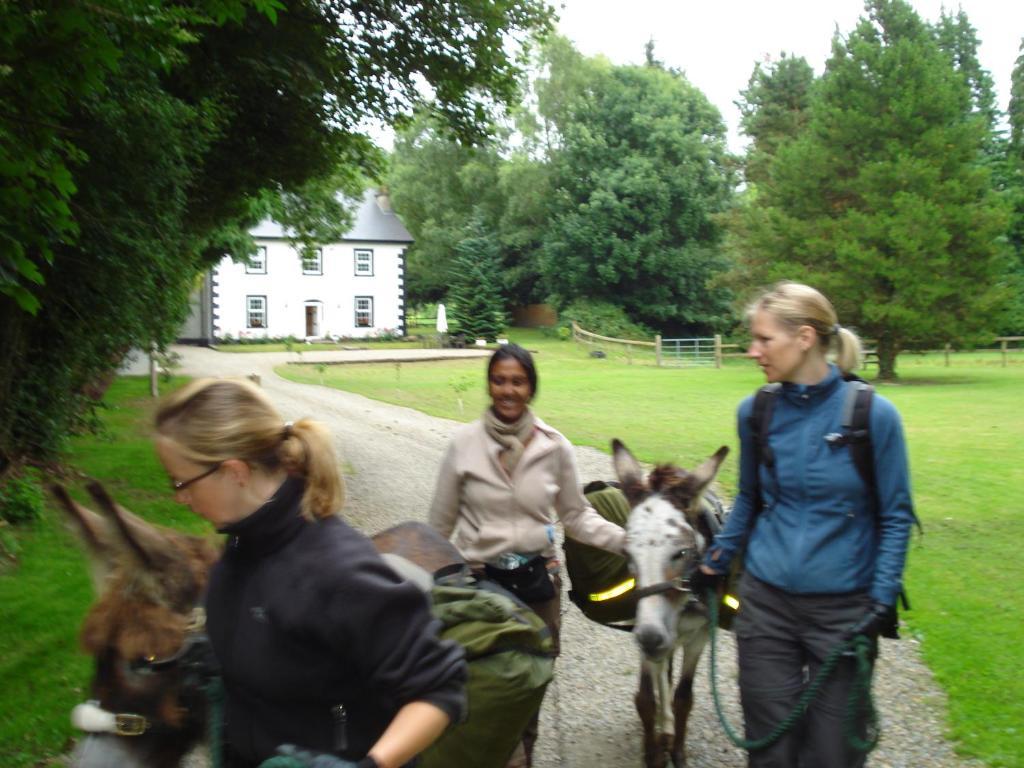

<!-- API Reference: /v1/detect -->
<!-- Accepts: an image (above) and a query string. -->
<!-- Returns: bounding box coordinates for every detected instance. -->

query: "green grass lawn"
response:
[278,329,1024,767]
[0,377,213,768]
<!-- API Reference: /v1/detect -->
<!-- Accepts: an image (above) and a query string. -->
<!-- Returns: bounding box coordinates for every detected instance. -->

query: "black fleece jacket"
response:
[206,477,466,766]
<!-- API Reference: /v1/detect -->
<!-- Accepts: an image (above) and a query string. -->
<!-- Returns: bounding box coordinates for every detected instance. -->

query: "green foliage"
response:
[932,8,1002,156]
[733,0,1010,378]
[0,471,44,525]
[558,298,654,340]
[1004,40,1024,335]
[447,217,507,341]
[536,38,735,333]
[389,111,549,307]
[0,0,555,470]
[737,53,816,186]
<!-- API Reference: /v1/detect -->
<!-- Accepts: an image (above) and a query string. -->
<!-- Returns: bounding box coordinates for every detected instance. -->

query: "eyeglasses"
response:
[171,463,222,492]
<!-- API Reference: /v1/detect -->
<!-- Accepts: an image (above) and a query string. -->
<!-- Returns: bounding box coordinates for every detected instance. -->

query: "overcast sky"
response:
[556,0,1024,152]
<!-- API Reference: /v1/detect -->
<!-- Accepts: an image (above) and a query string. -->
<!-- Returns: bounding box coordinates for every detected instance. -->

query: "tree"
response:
[933,8,1002,160]
[735,0,1009,379]
[736,53,816,186]
[0,0,554,471]
[389,110,550,309]
[389,113,507,305]
[1004,39,1024,333]
[536,39,735,333]
[447,215,507,341]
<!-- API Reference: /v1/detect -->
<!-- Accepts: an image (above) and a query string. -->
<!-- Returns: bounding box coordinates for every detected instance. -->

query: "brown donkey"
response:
[54,484,462,768]
[612,439,729,768]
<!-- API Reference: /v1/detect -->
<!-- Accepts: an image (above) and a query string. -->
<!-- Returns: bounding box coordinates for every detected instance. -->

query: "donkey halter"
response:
[630,546,700,601]
[72,606,210,737]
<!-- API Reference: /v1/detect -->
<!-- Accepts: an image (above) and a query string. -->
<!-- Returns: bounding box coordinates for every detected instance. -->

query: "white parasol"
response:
[436,303,449,334]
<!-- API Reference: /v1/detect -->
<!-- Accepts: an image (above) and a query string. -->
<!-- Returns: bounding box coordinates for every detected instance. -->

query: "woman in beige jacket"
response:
[428,343,626,767]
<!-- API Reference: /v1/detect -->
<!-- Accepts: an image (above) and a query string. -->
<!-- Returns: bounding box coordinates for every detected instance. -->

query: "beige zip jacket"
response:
[428,416,626,566]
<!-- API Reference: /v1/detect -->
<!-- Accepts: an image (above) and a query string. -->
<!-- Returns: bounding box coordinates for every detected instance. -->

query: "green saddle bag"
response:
[418,580,555,768]
[563,483,637,627]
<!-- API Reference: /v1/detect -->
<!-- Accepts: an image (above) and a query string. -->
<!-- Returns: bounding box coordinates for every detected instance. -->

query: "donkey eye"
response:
[129,656,157,675]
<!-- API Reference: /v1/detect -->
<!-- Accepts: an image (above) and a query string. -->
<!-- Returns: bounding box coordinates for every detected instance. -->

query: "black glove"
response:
[274,745,378,768]
[848,601,898,640]
[688,568,725,604]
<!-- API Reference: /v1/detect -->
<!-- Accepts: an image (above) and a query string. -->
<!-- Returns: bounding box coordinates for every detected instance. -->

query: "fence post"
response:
[1002,339,1008,368]
[149,344,159,398]
[655,335,662,367]
[944,343,951,367]
[714,334,722,369]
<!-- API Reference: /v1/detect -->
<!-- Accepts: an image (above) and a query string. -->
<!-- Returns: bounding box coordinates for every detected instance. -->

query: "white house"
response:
[180,189,412,344]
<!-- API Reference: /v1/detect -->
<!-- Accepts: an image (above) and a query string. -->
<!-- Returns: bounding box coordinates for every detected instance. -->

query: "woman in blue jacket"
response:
[699,282,916,768]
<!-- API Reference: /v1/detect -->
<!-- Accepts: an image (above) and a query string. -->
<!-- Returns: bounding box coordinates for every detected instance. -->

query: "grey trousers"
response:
[735,575,876,768]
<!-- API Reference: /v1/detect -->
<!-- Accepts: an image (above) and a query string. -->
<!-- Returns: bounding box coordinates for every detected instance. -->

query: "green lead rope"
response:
[706,588,879,753]
[206,677,225,768]
[205,677,343,768]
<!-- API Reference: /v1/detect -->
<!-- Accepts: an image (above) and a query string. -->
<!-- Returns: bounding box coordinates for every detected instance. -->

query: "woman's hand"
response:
[689,566,725,603]
[365,701,451,768]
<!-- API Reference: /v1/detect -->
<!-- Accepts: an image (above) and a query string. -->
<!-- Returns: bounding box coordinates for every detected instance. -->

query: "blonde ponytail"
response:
[832,326,863,376]
[278,419,345,520]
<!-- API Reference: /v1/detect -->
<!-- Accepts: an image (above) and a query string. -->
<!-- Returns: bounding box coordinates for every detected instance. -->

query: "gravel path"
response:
[173,345,977,768]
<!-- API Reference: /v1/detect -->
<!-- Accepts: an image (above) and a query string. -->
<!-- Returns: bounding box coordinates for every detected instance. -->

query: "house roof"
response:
[250,189,413,244]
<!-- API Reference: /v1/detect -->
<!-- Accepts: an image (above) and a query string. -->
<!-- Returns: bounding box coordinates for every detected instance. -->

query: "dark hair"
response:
[487,343,538,397]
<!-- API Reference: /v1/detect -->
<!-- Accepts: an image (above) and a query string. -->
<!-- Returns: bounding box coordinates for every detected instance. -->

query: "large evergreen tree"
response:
[737,53,816,186]
[933,8,1001,151]
[536,39,735,334]
[447,215,507,341]
[737,0,1008,379]
[1004,39,1024,333]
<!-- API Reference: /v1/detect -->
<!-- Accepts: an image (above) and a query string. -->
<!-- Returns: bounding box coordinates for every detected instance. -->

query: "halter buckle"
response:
[114,713,149,736]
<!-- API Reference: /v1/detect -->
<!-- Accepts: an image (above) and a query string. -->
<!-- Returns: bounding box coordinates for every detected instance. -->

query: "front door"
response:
[305,305,319,337]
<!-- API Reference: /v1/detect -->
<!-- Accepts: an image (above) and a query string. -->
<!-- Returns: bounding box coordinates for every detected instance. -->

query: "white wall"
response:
[213,239,405,339]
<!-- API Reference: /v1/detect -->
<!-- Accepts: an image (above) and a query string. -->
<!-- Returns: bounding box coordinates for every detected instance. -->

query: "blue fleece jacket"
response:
[705,365,915,606]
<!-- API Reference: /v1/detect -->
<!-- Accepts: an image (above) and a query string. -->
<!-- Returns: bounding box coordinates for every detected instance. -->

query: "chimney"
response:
[374,187,392,214]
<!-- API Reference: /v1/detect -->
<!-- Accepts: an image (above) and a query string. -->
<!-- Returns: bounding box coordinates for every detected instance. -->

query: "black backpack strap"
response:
[842,379,876,506]
[840,374,924,538]
[749,383,781,516]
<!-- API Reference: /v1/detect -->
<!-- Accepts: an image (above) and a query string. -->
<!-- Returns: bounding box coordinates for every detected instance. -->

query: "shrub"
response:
[557,299,655,340]
[0,471,44,525]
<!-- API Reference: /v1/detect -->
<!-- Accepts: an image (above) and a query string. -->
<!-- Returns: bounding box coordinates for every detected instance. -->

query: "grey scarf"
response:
[482,407,536,475]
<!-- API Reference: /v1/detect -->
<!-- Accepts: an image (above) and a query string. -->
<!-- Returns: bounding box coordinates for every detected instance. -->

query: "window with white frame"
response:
[302,248,323,275]
[246,295,267,328]
[246,246,267,274]
[354,296,373,327]
[354,248,374,276]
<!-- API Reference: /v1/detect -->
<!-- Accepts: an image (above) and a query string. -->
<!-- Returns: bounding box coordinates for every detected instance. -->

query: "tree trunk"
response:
[876,333,899,381]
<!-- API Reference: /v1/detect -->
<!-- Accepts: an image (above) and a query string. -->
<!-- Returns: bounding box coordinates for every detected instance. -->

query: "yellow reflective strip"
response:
[589,578,636,602]
[723,594,740,610]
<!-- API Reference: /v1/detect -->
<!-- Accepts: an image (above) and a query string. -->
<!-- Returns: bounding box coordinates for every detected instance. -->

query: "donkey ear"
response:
[51,485,121,590]
[612,439,646,502]
[86,481,180,572]
[689,446,730,490]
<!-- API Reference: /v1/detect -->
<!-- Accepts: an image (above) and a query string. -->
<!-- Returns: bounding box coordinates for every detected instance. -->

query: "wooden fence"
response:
[863,336,1023,368]
[571,323,743,368]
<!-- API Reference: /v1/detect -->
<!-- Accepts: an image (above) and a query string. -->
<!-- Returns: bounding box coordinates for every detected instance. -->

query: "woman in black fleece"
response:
[154,378,466,768]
